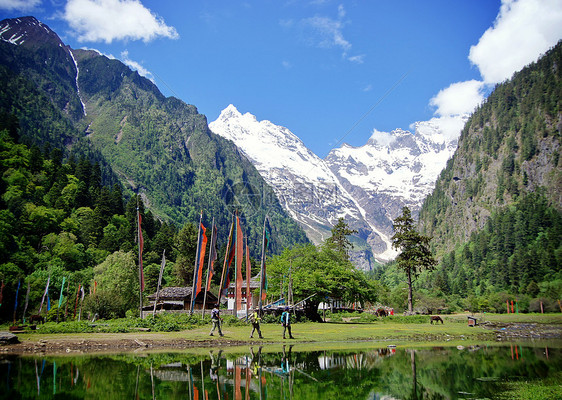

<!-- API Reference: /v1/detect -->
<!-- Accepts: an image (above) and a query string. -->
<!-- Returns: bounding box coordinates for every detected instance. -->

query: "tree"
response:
[325,217,358,261]
[268,243,377,321]
[391,207,436,313]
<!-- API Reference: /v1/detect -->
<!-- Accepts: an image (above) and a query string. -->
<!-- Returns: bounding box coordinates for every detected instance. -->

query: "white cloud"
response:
[63,0,179,43]
[303,15,351,52]
[120,50,155,83]
[348,54,365,64]
[282,60,292,69]
[369,129,395,147]
[430,80,485,117]
[362,84,372,92]
[0,0,40,10]
[469,0,562,83]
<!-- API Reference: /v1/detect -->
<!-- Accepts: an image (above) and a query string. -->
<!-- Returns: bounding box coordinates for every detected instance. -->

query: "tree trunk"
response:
[407,268,414,313]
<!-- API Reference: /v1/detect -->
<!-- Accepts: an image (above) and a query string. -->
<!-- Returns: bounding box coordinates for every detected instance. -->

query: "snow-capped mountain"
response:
[210,105,466,268]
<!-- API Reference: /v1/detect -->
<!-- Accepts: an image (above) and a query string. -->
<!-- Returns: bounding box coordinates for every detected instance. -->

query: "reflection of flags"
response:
[206,223,218,291]
[39,276,50,314]
[194,222,208,299]
[138,211,145,291]
[236,216,243,312]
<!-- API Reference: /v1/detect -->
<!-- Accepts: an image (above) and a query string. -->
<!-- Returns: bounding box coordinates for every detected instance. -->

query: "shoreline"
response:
[2,320,561,355]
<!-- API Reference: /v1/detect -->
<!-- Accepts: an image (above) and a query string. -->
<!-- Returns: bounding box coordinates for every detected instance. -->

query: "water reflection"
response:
[0,343,560,399]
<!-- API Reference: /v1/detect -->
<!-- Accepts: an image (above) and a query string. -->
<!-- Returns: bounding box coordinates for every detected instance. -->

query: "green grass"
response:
[5,312,561,350]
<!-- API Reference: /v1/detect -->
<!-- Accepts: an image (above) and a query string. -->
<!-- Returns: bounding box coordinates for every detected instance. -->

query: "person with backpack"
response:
[209,306,224,336]
[250,309,264,339]
[281,306,294,339]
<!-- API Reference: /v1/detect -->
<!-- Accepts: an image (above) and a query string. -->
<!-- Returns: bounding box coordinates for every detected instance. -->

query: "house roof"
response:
[228,274,261,289]
[147,287,218,301]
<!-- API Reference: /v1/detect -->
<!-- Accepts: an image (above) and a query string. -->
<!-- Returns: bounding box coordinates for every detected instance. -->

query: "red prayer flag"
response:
[194,223,207,299]
[236,217,243,312]
[246,238,251,307]
[206,224,218,291]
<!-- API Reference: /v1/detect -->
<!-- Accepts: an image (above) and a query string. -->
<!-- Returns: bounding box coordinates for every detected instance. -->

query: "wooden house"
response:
[146,287,218,311]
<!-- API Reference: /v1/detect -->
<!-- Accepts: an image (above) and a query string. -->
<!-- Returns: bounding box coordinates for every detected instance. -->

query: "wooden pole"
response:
[218,214,234,308]
[153,250,166,317]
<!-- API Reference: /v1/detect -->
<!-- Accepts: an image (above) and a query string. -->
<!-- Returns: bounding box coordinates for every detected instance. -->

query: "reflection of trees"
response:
[1,346,561,399]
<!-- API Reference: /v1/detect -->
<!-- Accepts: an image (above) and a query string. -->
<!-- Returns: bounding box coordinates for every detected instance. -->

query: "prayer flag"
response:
[206,223,218,291]
[194,222,208,299]
[138,212,145,291]
[39,276,50,314]
[58,277,66,308]
[236,216,243,312]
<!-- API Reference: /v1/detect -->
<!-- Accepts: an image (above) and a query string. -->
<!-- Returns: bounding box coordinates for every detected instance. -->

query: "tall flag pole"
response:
[137,197,145,318]
[246,235,251,320]
[191,212,207,314]
[218,215,235,308]
[258,216,269,314]
[235,214,244,316]
[153,250,166,317]
[202,219,217,319]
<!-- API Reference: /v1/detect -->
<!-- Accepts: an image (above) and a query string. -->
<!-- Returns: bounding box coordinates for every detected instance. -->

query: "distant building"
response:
[146,287,218,312]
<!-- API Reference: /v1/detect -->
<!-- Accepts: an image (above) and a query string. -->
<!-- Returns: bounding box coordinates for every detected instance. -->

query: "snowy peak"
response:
[210,105,465,267]
[0,16,66,50]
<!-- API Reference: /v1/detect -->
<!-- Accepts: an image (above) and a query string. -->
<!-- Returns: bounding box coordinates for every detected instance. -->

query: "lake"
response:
[1,342,560,399]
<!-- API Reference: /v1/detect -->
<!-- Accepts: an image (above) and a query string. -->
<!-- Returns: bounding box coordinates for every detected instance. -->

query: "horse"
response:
[29,314,44,324]
[430,316,443,324]
[376,308,388,317]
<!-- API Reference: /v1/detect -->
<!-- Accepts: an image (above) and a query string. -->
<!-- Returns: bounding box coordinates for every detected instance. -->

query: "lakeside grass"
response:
[6,312,561,351]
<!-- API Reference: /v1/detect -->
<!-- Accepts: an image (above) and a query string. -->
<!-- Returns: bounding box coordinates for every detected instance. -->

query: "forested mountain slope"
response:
[0,16,308,256]
[416,41,561,301]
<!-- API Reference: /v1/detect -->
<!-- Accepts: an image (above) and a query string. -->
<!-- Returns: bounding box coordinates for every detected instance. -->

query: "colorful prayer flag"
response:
[236,216,243,312]
[194,222,208,299]
[206,223,218,291]
[138,211,145,291]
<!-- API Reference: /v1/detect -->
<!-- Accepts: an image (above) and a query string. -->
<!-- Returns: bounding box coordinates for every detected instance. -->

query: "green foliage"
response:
[325,217,358,261]
[268,243,378,321]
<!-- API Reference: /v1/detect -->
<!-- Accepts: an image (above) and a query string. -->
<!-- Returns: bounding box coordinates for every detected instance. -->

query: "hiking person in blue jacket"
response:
[281,306,294,339]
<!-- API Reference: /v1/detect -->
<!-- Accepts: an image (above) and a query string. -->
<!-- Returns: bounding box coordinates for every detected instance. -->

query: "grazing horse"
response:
[430,316,443,324]
[29,314,44,324]
[376,308,388,317]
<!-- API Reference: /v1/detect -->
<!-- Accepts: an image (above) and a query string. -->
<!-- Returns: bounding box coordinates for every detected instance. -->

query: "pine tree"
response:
[392,207,437,312]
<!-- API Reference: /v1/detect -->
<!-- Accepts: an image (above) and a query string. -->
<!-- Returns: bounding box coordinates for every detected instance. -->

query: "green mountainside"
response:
[0,17,308,259]
[412,42,562,309]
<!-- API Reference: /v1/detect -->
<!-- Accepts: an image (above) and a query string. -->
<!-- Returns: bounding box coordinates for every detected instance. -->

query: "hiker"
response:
[209,306,224,336]
[250,309,264,339]
[281,306,294,339]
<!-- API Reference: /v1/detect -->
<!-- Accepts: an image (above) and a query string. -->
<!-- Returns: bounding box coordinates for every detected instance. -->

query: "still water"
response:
[1,343,560,399]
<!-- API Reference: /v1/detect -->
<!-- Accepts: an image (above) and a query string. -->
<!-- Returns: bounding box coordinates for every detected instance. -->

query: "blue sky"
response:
[1,0,561,157]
